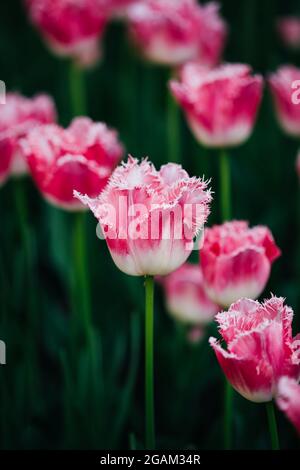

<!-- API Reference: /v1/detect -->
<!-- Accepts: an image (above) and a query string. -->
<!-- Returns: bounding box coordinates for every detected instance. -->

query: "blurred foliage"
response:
[0,0,299,450]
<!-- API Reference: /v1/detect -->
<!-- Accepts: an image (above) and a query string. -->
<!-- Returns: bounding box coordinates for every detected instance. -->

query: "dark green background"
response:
[0,0,299,449]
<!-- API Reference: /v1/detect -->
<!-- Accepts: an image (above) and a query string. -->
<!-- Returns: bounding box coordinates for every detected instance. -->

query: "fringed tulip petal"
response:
[0,93,56,185]
[210,297,300,403]
[26,0,107,67]
[276,377,300,435]
[269,65,300,137]
[200,221,281,307]
[75,157,212,276]
[170,63,263,148]
[161,263,219,325]
[20,117,123,210]
[127,0,227,67]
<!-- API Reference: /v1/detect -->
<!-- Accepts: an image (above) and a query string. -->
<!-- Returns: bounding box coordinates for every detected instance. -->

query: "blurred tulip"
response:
[127,0,227,67]
[161,263,218,326]
[187,326,205,344]
[276,377,300,435]
[0,93,56,186]
[269,65,300,138]
[25,0,107,67]
[102,0,137,17]
[75,157,212,276]
[277,17,300,50]
[200,221,281,307]
[210,296,300,403]
[20,117,123,210]
[170,63,263,147]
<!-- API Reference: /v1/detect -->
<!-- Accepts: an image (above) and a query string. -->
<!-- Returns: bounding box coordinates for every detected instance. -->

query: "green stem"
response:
[69,61,86,117]
[224,381,233,449]
[14,179,37,407]
[167,91,181,164]
[14,178,36,326]
[219,149,232,221]
[145,275,155,450]
[219,149,233,448]
[73,212,92,347]
[266,401,280,450]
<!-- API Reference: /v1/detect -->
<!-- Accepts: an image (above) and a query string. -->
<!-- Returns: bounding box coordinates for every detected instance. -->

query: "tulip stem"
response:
[14,179,38,407]
[167,71,180,163]
[219,149,232,221]
[69,61,86,117]
[266,401,280,450]
[144,275,155,450]
[220,149,233,449]
[224,380,233,449]
[73,211,92,347]
[14,179,35,315]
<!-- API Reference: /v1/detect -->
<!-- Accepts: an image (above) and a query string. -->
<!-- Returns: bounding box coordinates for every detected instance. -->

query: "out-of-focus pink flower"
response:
[276,377,300,435]
[194,2,228,68]
[269,65,300,137]
[209,296,300,403]
[188,326,205,344]
[127,0,227,67]
[200,221,281,307]
[75,157,212,276]
[25,0,107,67]
[101,0,137,18]
[277,17,300,50]
[161,262,218,325]
[170,63,263,147]
[20,117,123,210]
[0,93,56,186]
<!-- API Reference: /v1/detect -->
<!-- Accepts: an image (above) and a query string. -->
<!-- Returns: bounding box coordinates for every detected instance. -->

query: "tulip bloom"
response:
[200,221,281,307]
[102,0,137,17]
[276,377,300,435]
[209,297,300,403]
[26,0,107,67]
[20,117,123,210]
[0,93,56,186]
[75,157,212,276]
[127,0,227,67]
[161,263,218,325]
[277,17,300,50]
[269,65,300,137]
[170,63,263,147]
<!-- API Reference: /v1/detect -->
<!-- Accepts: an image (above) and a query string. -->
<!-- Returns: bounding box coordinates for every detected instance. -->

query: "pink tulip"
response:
[276,377,300,435]
[170,63,263,147]
[187,326,205,344]
[200,221,281,307]
[101,0,137,17]
[209,296,300,403]
[269,65,300,137]
[161,262,218,325]
[20,117,123,210]
[25,0,107,67]
[75,157,212,276]
[277,17,300,50]
[127,0,227,67]
[0,93,56,186]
